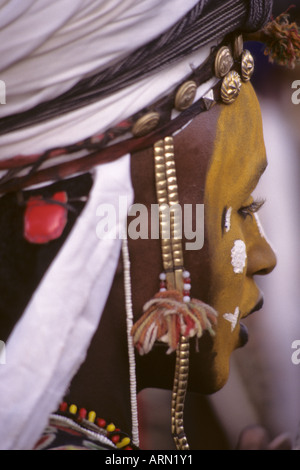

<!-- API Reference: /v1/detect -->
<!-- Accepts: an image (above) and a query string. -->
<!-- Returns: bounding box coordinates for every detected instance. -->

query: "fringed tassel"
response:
[131,290,217,355]
[261,10,300,69]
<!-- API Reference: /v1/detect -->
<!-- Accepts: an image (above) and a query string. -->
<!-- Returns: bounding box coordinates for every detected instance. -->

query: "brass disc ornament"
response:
[241,49,255,82]
[215,46,234,79]
[220,71,242,104]
[174,80,197,111]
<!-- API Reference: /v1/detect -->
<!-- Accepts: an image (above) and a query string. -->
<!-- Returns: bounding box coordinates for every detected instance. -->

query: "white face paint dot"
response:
[224,207,232,233]
[231,239,247,274]
[223,307,240,332]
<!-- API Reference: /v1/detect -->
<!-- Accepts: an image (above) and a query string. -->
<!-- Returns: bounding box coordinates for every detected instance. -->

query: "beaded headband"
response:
[1,6,299,196]
[0,33,252,195]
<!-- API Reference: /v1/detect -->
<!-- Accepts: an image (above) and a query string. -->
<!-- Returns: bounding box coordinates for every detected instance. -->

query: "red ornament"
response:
[78,408,87,420]
[59,402,68,412]
[24,191,68,244]
[96,418,106,428]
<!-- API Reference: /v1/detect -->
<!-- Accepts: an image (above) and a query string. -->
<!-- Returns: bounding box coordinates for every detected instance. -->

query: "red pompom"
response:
[24,191,68,244]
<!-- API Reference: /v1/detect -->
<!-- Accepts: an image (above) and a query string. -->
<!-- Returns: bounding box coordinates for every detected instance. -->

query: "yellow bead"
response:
[106,423,116,433]
[69,404,77,415]
[116,437,131,449]
[88,411,96,423]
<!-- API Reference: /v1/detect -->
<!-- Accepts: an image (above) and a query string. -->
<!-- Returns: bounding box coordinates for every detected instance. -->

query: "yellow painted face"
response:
[203,82,276,389]
[130,82,276,394]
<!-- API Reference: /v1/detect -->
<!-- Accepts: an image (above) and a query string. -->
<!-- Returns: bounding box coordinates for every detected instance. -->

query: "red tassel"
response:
[131,290,217,355]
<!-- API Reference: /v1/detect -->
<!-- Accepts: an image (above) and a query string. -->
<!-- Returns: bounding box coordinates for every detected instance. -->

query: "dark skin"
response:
[0,85,288,448]
[0,98,221,441]
[67,85,288,451]
[66,104,221,434]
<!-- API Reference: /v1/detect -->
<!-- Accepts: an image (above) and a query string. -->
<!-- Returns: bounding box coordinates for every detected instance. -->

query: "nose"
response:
[247,236,277,277]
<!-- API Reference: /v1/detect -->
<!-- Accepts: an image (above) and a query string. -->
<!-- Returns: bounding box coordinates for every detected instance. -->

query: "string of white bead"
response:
[159,270,191,302]
[159,272,167,292]
[122,238,139,448]
[182,270,191,303]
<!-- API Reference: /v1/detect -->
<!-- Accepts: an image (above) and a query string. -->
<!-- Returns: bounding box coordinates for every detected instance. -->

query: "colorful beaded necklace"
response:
[34,401,138,451]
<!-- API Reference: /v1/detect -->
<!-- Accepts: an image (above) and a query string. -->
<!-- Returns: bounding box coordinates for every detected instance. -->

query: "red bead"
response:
[160,281,166,288]
[24,191,68,244]
[185,278,191,284]
[59,402,68,412]
[111,435,120,444]
[183,291,190,296]
[125,446,133,450]
[78,408,87,419]
[96,418,106,428]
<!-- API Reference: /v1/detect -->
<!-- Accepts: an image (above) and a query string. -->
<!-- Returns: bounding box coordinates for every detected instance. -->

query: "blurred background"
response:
[138,0,300,450]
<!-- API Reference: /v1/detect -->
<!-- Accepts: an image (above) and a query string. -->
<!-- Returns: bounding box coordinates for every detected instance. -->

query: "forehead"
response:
[207,83,267,203]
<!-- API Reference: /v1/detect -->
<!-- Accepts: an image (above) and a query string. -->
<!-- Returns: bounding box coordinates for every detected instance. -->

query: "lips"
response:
[238,296,264,347]
[248,296,264,316]
[241,295,264,320]
[239,323,249,347]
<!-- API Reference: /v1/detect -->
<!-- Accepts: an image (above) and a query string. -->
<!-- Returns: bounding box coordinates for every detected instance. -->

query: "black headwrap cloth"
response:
[0,0,273,136]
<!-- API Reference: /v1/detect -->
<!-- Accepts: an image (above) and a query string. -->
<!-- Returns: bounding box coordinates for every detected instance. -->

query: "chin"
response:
[212,365,230,392]
[187,365,229,395]
[187,342,231,394]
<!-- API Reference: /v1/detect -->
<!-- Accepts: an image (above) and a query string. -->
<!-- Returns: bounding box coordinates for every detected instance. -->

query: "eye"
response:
[238,198,265,220]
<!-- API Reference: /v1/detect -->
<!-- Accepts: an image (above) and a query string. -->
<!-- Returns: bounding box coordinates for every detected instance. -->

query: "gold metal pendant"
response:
[220,71,242,104]
[215,46,234,79]
[153,137,184,291]
[241,49,255,82]
[153,137,189,450]
[172,335,190,451]
[233,34,243,60]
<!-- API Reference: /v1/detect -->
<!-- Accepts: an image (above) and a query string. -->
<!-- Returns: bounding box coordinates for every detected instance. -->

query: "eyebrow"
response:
[245,155,268,195]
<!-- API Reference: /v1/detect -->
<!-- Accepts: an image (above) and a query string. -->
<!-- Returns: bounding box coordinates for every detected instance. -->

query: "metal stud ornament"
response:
[220,71,242,104]
[174,81,197,111]
[233,34,244,60]
[215,46,234,78]
[241,49,255,82]
[132,111,160,137]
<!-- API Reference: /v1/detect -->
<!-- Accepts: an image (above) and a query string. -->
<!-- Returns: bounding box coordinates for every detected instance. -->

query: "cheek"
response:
[208,232,247,310]
[207,215,248,342]
[230,239,247,274]
[225,209,248,275]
